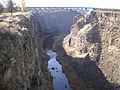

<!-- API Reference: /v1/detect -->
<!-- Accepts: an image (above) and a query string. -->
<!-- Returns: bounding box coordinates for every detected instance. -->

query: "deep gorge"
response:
[0,8,120,90]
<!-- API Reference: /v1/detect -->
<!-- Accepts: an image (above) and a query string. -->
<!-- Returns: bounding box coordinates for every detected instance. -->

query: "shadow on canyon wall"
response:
[39,11,120,90]
[43,36,54,49]
[41,27,107,89]
[86,12,102,64]
[86,23,102,63]
[56,46,120,90]
[0,30,41,90]
[41,29,120,90]
[42,32,120,90]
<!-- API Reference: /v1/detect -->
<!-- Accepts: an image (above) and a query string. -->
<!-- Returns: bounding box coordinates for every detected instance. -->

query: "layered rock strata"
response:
[63,10,120,89]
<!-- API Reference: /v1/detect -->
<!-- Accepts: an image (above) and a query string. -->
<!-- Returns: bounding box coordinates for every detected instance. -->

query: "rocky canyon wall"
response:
[63,10,120,89]
[1,9,120,90]
[0,10,77,90]
[0,15,50,90]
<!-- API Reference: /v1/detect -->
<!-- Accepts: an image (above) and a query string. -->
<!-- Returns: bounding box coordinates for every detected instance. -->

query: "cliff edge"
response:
[0,16,49,90]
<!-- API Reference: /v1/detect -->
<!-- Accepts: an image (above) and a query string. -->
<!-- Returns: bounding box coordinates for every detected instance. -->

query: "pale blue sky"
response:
[0,0,120,9]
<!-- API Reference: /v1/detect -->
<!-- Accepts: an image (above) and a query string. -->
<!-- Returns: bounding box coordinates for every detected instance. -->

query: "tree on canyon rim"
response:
[6,0,13,16]
[21,0,26,12]
[0,3,4,13]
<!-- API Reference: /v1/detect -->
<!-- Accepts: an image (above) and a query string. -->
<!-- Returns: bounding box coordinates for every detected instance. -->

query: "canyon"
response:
[0,8,120,90]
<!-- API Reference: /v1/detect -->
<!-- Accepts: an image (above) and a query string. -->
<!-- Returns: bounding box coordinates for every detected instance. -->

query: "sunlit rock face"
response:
[63,12,100,59]
[63,10,120,85]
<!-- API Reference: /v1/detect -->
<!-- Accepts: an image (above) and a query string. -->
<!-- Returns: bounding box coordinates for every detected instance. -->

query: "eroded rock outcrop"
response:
[63,10,120,89]
[0,16,49,90]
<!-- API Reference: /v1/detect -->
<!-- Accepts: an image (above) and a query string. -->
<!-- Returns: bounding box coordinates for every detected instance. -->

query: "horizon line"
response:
[26,7,120,10]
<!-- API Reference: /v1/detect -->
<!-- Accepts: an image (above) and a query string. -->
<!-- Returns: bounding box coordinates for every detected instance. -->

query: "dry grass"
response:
[0,12,27,17]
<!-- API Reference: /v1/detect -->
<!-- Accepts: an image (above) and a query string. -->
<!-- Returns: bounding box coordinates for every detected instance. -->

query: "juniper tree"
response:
[0,3,4,13]
[21,0,26,12]
[6,0,13,16]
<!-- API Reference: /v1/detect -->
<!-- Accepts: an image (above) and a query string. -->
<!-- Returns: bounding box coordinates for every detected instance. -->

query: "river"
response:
[46,49,74,90]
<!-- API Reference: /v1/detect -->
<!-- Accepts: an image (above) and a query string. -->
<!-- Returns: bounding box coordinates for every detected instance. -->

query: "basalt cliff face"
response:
[63,10,120,89]
[1,9,120,90]
[0,10,76,90]
[0,16,50,90]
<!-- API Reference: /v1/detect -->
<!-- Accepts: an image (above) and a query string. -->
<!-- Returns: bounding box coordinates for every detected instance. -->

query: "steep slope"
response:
[1,9,120,90]
[0,16,50,90]
[0,10,77,90]
[63,10,120,89]
[37,10,76,34]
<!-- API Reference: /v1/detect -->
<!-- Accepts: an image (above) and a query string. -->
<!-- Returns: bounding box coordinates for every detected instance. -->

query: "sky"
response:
[0,0,120,9]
